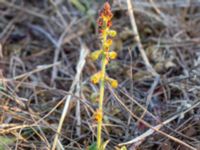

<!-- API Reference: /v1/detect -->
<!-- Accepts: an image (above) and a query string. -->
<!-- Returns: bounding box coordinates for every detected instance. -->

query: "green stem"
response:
[97,54,106,149]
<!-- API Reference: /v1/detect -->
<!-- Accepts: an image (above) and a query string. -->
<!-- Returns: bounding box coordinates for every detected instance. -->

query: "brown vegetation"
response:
[0,0,200,149]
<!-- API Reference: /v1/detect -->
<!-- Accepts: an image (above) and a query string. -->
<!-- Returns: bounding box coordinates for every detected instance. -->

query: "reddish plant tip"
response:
[107,21,112,27]
[97,18,103,27]
[98,29,103,34]
[99,2,113,21]
[104,2,111,11]
[98,2,114,35]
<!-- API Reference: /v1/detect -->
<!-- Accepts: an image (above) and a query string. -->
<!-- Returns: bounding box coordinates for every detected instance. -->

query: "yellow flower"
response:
[105,58,109,65]
[108,51,117,59]
[108,30,117,37]
[105,76,118,88]
[90,50,102,61]
[103,39,113,50]
[110,79,118,88]
[106,39,113,46]
[90,72,102,84]
[94,109,103,122]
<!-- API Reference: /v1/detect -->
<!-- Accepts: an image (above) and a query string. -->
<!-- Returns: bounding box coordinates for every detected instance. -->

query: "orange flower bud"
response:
[98,1,113,28]
[107,21,112,27]
[97,18,103,27]
[104,2,111,11]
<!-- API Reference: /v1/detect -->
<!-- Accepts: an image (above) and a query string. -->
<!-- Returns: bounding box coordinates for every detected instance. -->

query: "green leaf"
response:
[88,140,109,150]
[0,85,3,91]
[88,142,97,150]
[100,140,109,150]
[70,0,86,13]
[0,136,15,150]
[120,146,127,150]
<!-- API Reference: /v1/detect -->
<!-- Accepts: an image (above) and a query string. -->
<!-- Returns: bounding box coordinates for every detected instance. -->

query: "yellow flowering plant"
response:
[89,2,118,149]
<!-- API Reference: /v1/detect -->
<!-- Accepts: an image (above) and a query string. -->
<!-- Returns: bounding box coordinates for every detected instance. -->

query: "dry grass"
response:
[0,0,200,149]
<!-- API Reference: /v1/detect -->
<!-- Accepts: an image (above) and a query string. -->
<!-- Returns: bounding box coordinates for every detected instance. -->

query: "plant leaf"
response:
[100,140,110,150]
[120,146,127,150]
[88,142,97,150]
[0,136,15,150]
[70,0,86,13]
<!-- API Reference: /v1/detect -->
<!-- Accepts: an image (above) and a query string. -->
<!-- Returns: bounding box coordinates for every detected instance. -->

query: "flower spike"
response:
[89,2,118,149]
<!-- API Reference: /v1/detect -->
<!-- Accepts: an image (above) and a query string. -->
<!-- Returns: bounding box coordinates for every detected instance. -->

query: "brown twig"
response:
[126,0,158,77]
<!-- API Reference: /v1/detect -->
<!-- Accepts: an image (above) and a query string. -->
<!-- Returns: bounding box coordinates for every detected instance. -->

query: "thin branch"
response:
[126,0,158,77]
[52,44,89,150]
